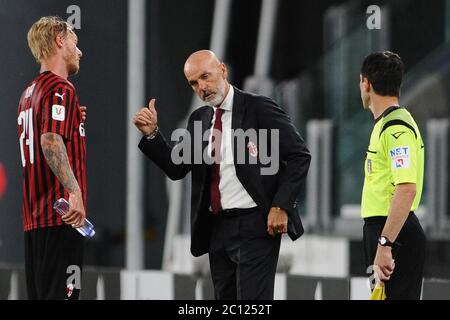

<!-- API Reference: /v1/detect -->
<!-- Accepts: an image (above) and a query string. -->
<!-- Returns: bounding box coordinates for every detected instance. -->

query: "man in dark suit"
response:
[133,50,311,300]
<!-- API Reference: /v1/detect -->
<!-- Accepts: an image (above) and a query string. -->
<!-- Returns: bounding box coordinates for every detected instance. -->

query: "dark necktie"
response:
[210,108,224,215]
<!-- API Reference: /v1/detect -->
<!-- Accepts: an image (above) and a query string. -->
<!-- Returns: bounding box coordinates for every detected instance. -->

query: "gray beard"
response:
[204,94,224,107]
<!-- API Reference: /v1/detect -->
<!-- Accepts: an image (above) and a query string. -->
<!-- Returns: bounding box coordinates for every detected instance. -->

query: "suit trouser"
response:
[208,207,281,300]
[363,212,426,300]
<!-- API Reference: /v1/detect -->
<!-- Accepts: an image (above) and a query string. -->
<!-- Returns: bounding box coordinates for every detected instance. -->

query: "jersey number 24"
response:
[18,108,34,167]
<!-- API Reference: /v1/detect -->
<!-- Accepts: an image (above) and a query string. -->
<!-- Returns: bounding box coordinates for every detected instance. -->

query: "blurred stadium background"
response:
[0,0,449,299]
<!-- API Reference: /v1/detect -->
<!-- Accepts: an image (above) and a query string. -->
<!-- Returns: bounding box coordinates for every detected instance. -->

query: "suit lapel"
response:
[231,88,248,166]
[231,87,246,131]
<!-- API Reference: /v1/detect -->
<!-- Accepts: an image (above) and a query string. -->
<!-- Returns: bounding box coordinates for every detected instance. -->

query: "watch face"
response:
[379,237,387,245]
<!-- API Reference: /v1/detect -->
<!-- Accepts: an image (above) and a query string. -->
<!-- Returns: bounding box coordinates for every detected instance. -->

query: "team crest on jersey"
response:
[390,146,410,169]
[66,283,74,298]
[247,141,258,158]
[52,104,65,121]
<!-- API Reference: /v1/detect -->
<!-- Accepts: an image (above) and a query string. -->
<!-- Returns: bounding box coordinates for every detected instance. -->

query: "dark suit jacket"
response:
[139,87,311,257]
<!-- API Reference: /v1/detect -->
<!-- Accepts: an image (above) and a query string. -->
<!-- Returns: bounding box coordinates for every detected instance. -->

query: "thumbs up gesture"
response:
[133,99,158,136]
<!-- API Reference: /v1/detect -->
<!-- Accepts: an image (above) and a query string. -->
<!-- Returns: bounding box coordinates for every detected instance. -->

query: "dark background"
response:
[0,0,448,272]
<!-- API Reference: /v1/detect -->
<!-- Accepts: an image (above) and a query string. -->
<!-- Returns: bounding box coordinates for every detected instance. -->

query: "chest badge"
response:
[247,141,258,158]
[367,159,373,174]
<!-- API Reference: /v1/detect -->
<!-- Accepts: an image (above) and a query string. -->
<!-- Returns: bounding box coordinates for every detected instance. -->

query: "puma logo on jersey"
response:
[391,131,406,139]
[55,92,65,100]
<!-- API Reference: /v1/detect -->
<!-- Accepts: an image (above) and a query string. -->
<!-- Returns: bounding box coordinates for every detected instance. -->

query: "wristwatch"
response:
[145,126,159,140]
[378,236,394,247]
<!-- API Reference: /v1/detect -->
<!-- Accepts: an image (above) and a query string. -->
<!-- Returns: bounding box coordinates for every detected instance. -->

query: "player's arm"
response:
[41,132,85,228]
[41,84,85,228]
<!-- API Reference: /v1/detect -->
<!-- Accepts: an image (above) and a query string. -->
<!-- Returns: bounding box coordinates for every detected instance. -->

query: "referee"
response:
[359,51,426,300]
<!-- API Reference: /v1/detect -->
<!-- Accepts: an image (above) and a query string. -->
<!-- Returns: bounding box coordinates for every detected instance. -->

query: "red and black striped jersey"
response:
[17,71,87,231]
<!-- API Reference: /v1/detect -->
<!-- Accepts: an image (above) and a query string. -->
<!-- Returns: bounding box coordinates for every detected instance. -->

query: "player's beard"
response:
[65,51,80,76]
[67,60,80,76]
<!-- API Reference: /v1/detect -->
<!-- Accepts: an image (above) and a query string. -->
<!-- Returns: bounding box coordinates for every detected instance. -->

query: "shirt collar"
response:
[374,105,402,123]
[214,85,234,112]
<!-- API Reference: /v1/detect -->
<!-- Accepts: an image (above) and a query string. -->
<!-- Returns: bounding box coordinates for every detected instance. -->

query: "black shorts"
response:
[24,225,84,300]
[363,212,426,300]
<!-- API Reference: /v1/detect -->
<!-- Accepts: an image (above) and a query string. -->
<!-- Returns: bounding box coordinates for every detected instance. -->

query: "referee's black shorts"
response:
[363,212,426,300]
[24,225,84,300]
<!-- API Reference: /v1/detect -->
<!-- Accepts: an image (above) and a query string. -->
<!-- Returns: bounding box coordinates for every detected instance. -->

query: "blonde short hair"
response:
[27,16,73,63]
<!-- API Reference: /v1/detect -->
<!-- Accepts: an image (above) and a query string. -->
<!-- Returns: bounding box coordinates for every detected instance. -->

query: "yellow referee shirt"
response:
[361,107,424,218]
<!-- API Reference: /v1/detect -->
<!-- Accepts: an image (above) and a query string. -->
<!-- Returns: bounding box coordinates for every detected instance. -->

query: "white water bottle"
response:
[53,198,95,238]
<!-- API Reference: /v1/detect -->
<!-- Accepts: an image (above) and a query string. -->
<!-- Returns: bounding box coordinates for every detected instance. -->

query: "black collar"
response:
[375,106,402,123]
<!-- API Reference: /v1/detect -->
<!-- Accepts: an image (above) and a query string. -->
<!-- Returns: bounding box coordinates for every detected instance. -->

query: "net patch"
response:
[390,146,410,169]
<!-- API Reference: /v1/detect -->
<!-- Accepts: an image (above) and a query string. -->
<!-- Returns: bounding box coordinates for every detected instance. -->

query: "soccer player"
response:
[360,51,426,299]
[17,16,86,300]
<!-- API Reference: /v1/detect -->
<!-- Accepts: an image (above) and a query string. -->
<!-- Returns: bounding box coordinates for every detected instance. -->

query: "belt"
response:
[217,207,258,217]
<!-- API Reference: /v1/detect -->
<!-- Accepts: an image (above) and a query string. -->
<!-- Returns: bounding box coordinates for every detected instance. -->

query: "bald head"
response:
[184,50,222,76]
[184,50,230,107]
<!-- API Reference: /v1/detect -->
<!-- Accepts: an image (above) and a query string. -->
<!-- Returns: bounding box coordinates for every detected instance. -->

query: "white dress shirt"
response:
[208,86,257,210]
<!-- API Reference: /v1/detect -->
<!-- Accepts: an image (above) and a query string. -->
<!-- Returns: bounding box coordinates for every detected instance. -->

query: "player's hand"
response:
[62,190,86,228]
[373,246,395,281]
[80,106,87,122]
[267,207,288,236]
[133,99,158,136]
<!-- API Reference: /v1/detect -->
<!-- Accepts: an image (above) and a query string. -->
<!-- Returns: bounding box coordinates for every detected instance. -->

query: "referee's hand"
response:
[373,246,395,281]
[63,190,86,228]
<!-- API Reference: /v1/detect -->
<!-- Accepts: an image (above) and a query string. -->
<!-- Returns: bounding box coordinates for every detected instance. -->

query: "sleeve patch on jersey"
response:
[52,104,65,121]
[390,146,410,169]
